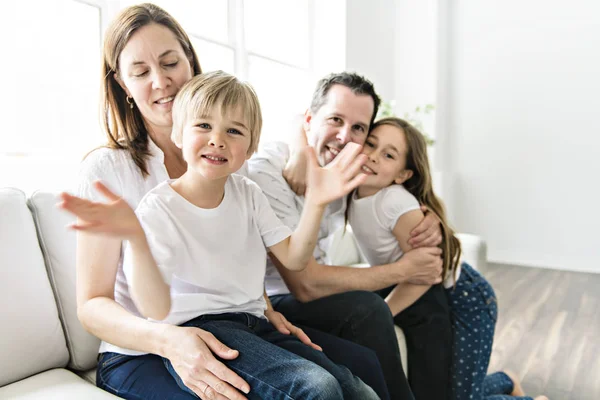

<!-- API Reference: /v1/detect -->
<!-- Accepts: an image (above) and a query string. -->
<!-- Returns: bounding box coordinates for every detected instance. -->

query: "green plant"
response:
[376,101,435,146]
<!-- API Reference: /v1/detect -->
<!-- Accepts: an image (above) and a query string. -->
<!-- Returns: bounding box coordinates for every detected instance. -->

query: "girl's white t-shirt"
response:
[348,185,459,289]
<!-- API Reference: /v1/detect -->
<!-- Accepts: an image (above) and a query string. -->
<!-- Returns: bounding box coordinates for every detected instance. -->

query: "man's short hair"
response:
[171,70,262,156]
[310,72,381,127]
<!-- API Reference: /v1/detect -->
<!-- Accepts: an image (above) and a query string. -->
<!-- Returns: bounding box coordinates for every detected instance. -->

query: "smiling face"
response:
[358,124,414,197]
[305,84,374,166]
[116,23,194,136]
[175,104,252,182]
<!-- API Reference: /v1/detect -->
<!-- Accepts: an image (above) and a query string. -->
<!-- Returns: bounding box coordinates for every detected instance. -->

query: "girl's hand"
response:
[57,180,143,240]
[408,206,443,248]
[305,143,367,207]
[163,325,250,399]
[265,309,322,351]
[283,114,309,196]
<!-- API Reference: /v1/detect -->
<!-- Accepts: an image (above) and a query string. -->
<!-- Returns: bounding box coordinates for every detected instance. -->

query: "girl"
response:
[347,117,549,400]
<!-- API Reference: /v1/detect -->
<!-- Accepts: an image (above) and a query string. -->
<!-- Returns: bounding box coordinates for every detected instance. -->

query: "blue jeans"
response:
[97,352,197,399]
[448,263,533,400]
[165,313,378,399]
[483,372,534,400]
[271,290,413,400]
[96,312,379,399]
[292,324,390,400]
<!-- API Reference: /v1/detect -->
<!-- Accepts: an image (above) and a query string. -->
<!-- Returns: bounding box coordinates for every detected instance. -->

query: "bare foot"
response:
[504,370,526,396]
[534,396,549,400]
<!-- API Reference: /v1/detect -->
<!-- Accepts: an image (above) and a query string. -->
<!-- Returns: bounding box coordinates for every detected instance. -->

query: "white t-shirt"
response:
[348,185,459,288]
[123,175,291,329]
[247,141,346,296]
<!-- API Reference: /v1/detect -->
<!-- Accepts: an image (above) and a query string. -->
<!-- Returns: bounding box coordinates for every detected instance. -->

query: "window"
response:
[0,0,343,193]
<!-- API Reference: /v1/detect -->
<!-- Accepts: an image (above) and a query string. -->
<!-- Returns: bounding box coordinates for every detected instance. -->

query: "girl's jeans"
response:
[449,263,533,400]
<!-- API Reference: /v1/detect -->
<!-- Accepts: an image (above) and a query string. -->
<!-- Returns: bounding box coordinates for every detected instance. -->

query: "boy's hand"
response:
[265,309,322,351]
[57,180,143,240]
[305,143,367,206]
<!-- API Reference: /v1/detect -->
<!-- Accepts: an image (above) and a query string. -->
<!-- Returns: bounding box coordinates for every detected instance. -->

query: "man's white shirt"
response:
[247,141,346,296]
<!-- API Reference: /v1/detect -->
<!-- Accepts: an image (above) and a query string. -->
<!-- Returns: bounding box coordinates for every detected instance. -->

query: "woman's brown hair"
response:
[100,3,202,176]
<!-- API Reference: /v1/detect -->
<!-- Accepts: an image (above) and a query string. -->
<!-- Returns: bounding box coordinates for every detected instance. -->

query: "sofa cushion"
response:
[0,369,118,399]
[28,191,100,371]
[0,189,69,387]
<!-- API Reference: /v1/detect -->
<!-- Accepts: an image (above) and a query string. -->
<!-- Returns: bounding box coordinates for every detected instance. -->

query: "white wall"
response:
[446,1,600,272]
[345,0,396,101]
[345,0,600,273]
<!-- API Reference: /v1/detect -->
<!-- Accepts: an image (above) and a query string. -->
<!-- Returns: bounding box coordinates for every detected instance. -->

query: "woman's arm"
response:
[62,183,171,320]
[126,231,171,320]
[76,231,169,352]
[385,208,433,316]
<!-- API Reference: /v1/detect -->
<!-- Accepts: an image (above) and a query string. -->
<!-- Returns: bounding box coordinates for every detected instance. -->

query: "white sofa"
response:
[0,187,487,398]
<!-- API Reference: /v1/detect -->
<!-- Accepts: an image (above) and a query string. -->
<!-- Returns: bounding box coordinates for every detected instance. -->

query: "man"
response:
[248,72,451,400]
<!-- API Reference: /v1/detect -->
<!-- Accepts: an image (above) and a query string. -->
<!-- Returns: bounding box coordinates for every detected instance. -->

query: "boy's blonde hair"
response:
[171,70,262,155]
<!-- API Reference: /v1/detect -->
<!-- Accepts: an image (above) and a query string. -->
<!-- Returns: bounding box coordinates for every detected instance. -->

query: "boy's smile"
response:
[180,105,251,181]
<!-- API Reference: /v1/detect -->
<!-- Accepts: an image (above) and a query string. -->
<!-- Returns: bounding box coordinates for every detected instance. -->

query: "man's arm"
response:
[269,247,442,302]
[248,143,442,301]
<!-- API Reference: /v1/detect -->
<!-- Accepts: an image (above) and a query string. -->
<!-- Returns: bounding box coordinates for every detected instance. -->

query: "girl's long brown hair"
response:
[350,117,462,282]
[99,3,202,176]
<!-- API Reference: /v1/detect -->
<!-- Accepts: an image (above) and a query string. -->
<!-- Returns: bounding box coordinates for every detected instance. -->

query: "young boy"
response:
[59,71,377,399]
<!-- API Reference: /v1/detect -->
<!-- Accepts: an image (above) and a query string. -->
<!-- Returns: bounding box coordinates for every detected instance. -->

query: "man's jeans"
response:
[98,312,378,400]
[271,290,415,400]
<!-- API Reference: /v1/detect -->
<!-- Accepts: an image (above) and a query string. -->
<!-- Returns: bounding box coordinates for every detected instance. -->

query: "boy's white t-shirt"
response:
[122,175,292,330]
[78,141,279,355]
[348,185,459,288]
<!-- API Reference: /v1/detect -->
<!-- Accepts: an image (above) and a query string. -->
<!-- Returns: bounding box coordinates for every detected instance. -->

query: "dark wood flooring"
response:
[485,263,600,400]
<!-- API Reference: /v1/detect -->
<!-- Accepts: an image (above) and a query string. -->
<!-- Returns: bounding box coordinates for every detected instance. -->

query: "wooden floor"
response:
[485,263,600,400]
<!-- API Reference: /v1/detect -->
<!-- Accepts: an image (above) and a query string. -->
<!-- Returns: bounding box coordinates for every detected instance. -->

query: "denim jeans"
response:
[448,263,534,400]
[97,352,197,399]
[98,312,378,400]
[378,283,453,400]
[166,313,378,400]
[293,324,390,400]
[271,290,413,400]
[483,372,534,400]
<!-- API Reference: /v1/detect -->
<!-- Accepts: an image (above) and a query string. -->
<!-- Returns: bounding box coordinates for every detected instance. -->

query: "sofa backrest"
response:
[0,189,69,386]
[28,191,100,371]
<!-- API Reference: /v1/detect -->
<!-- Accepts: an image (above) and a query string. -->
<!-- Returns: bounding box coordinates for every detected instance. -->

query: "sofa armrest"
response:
[456,233,488,274]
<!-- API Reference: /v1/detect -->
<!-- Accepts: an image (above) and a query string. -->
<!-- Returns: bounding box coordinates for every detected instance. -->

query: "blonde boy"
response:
[59,71,376,399]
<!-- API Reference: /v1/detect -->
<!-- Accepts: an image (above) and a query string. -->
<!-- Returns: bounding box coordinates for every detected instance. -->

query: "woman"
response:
[77,3,387,399]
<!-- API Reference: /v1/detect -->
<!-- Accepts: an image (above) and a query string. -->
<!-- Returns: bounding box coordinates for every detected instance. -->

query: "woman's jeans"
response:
[448,263,534,400]
[97,312,379,400]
